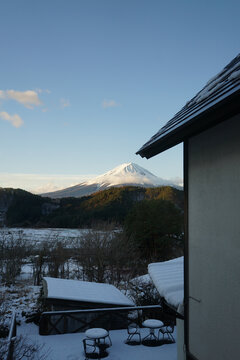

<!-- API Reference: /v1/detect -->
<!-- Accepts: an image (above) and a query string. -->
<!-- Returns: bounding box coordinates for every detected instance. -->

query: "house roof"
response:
[43,277,135,306]
[137,54,240,158]
[148,257,183,309]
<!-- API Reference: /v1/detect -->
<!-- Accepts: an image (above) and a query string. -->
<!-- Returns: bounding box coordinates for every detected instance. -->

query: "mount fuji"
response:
[42,163,179,199]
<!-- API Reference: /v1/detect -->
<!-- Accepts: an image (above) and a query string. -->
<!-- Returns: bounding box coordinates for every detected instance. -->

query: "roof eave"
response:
[137,89,240,159]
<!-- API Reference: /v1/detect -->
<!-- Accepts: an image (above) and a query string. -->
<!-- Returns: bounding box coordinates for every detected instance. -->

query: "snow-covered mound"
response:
[148,256,184,309]
[42,162,176,198]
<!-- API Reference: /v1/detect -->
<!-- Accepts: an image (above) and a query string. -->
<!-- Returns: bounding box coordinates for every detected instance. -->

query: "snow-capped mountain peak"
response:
[84,162,165,187]
[42,162,177,198]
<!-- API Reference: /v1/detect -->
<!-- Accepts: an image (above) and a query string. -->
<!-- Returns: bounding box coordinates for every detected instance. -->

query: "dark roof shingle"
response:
[137,54,240,158]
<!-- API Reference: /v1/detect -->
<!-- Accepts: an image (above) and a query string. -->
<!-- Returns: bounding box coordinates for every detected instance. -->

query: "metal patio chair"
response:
[158,324,175,343]
[83,338,101,359]
[126,323,141,344]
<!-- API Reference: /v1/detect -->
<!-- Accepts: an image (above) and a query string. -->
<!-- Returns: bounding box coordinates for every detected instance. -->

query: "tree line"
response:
[1,185,183,228]
[0,198,183,286]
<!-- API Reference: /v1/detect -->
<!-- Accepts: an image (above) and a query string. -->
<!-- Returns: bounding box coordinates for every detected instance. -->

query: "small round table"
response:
[86,328,109,340]
[85,328,112,348]
[142,319,164,341]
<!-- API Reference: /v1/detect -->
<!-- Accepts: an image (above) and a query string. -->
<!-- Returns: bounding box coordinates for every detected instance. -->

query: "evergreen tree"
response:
[124,199,183,261]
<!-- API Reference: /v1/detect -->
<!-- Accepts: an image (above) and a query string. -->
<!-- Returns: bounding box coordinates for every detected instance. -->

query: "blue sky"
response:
[1,0,239,193]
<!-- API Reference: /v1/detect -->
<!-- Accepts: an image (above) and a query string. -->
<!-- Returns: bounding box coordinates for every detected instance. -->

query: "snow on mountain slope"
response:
[41,163,177,199]
[85,163,169,187]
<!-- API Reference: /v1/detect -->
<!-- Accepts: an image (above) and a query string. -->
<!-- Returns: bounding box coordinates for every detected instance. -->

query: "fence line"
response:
[39,305,165,335]
[42,304,162,316]
[6,311,17,360]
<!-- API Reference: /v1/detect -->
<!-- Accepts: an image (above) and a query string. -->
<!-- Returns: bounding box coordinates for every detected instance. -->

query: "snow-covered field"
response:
[18,322,177,360]
[1,227,90,244]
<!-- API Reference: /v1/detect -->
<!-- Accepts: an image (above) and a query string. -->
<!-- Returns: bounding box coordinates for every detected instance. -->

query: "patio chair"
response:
[126,323,141,344]
[158,324,175,343]
[98,332,112,348]
[83,338,100,359]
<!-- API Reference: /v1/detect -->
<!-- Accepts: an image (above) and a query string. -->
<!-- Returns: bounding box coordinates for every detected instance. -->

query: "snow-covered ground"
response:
[1,282,177,359]
[0,281,41,326]
[18,322,177,360]
[1,227,90,244]
[1,227,120,247]
[0,228,178,359]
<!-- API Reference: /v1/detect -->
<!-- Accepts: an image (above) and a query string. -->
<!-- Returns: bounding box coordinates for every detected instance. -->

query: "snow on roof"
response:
[43,277,135,306]
[148,257,183,308]
[137,53,240,158]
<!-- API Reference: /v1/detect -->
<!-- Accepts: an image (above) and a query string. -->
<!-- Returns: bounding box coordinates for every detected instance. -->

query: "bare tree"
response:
[128,277,161,306]
[73,228,110,282]
[13,335,51,360]
[31,241,50,286]
[73,224,140,286]
[46,239,70,279]
[0,231,28,285]
[0,291,50,360]
[31,236,73,284]
[107,232,142,287]
[0,335,51,360]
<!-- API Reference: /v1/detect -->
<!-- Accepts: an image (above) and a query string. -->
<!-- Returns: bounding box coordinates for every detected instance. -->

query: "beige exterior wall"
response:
[188,114,240,359]
[177,318,186,360]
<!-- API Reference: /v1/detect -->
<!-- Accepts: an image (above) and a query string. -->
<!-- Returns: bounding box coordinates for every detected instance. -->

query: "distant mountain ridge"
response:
[42,162,179,199]
[0,187,59,227]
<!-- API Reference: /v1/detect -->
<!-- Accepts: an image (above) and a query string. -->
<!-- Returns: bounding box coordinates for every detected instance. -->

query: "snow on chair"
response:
[126,323,141,344]
[158,324,175,343]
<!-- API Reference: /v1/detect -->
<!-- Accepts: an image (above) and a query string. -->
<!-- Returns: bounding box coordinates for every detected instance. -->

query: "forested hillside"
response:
[0,188,59,226]
[0,186,183,228]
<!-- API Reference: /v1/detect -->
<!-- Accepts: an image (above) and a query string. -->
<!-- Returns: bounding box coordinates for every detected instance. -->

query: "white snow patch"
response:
[43,277,135,306]
[0,284,41,325]
[148,257,183,308]
[229,69,240,80]
[189,60,240,105]
[1,227,89,244]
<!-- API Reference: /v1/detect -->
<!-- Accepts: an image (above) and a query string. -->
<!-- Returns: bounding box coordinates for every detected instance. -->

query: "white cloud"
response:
[35,88,51,94]
[34,183,67,194]
[0,111,23,128]
[0,89,42,109]
[7,90,42,108]
[169,176,183,187]
[102,99,120,109]
[0,173,96,194]
[60,98,70,108]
